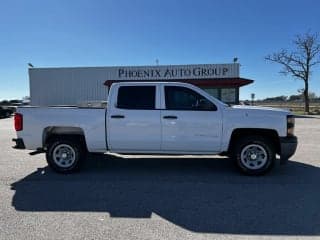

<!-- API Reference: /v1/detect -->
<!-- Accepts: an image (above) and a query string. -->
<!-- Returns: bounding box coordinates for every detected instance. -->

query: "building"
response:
[29,63,253,106]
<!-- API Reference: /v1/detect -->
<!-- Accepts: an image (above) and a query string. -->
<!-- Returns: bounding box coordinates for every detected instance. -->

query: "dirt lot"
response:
[1,116,320,240]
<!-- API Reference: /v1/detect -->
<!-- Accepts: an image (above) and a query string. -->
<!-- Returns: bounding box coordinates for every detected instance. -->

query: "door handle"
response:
[111,115,125,119]
[163,115,178,119]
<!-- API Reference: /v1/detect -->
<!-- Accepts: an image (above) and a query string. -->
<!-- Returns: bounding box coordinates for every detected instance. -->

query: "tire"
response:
[233,135,275,176]
[46,138,84,173]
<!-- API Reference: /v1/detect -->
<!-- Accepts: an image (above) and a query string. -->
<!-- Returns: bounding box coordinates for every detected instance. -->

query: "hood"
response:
[232,105,290,112]
[229,105,291,116]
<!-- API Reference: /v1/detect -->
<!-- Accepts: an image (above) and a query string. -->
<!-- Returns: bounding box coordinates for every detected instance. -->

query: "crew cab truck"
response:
[13,82,298,175]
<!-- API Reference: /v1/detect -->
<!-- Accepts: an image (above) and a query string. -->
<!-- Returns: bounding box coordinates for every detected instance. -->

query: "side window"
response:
[117,86,156,109]
[165,86,217,111]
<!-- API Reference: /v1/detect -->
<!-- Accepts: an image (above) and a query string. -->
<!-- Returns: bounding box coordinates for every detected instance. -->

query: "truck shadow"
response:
[11,154,320,235]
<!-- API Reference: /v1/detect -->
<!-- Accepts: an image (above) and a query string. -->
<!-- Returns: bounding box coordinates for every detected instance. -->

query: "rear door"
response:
[107,84,161,152]
[161,85,222,153]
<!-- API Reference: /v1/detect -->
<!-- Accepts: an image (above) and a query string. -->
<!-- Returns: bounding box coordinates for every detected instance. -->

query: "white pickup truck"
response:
[13,82,297,175]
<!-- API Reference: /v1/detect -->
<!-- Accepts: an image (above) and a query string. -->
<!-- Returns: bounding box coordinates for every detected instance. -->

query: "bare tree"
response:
[265,32,320,113]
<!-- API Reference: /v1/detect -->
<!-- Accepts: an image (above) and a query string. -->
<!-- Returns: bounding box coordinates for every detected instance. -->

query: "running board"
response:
[29,148,45,155]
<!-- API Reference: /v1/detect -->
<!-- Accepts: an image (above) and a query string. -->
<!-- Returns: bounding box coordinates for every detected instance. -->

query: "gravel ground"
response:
[1,116,320,240]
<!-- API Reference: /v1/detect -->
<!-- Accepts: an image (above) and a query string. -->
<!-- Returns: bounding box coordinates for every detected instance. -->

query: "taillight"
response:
[14,113,23,131]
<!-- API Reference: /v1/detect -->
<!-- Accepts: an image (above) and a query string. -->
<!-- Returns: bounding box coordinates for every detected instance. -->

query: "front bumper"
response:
[12,138,26,149]
[279,136,298,164]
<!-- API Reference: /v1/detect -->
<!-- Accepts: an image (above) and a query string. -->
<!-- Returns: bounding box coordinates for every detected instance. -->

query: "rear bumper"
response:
[12,138,26,149]
[279,136,298,164]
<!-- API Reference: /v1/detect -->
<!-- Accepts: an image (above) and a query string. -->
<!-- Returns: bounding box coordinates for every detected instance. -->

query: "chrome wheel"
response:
[52,144,76,168]
[240,144,268,170]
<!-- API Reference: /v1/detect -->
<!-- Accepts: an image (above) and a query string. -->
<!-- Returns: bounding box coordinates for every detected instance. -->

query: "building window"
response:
[221,88,236,103]
[117,86,156,109]
[202,88,219,99]
[202,87,237,104]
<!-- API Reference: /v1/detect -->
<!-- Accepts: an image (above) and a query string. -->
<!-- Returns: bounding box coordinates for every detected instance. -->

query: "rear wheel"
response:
[233,136,275,175]
[46,138,84,173]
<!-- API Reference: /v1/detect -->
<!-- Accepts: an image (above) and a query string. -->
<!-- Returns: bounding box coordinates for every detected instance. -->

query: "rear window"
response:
[117,86,156,110]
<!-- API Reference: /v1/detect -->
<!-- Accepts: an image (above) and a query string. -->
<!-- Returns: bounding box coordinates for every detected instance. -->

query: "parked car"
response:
[0,106,13,118]
[13,82,297,175]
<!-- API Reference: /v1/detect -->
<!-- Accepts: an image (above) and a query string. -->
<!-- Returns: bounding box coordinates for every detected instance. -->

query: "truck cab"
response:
[107,82,223,154]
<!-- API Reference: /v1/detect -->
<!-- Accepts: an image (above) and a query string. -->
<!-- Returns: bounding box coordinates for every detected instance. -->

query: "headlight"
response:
[287,115,295,136]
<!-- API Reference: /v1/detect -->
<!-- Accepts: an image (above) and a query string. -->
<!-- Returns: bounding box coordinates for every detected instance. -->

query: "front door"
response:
[161,85,222,153]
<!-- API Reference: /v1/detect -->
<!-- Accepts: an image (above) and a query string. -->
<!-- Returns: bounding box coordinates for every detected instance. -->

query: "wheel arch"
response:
[43,126,87,151]
[228,128,280,154]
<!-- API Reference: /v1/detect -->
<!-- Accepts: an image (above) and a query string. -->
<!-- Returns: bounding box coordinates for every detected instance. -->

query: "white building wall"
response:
[29,68,109,106]
[29,64,240,106]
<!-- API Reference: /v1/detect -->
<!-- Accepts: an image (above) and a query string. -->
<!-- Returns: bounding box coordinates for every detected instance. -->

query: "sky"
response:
[0,0,320,100]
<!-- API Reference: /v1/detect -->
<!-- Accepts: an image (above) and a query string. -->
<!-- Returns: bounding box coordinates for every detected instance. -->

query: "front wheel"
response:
[233,136,275,175]
[46,138,84,173]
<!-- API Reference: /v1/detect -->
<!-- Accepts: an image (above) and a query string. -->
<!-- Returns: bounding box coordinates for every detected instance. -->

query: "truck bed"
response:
[16,106,107,152]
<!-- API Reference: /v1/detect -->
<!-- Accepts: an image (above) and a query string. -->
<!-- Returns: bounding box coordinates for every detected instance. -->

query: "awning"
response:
[104,77,253,88]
